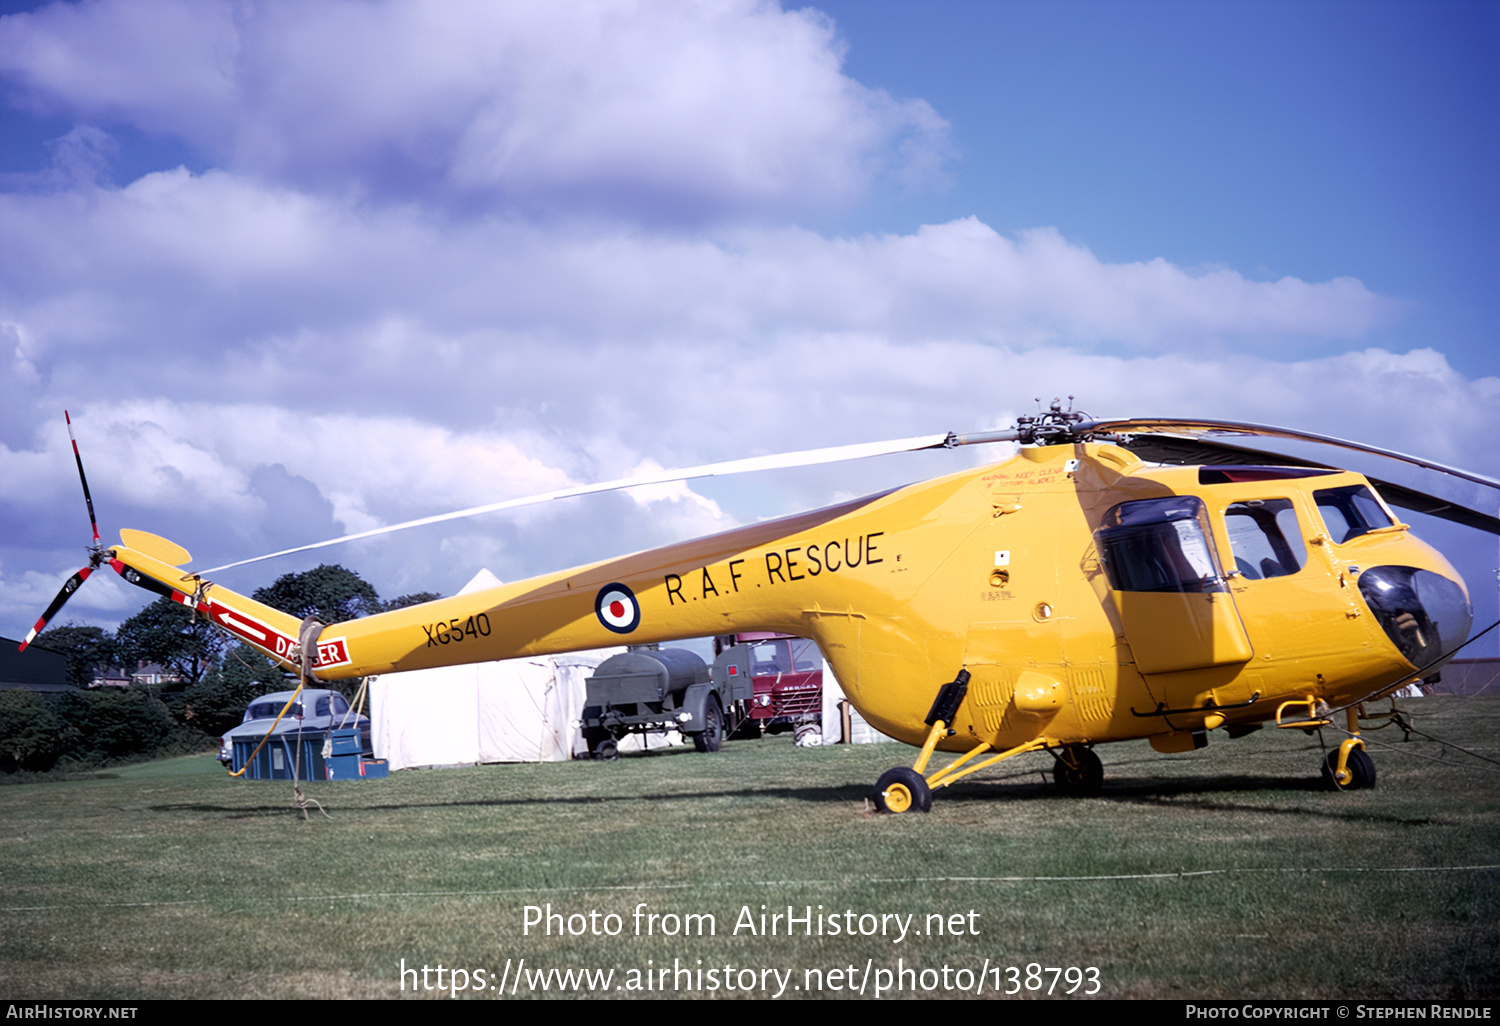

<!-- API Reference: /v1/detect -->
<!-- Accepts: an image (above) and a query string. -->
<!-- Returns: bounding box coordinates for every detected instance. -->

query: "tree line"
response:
[0,565,438,773]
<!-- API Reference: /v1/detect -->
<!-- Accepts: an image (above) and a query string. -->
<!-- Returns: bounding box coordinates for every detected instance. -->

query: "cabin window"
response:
[1094,496,1227,593]
[1357,565,1472,667]
[1223,499,1306,579]
[1314,484,1393,543]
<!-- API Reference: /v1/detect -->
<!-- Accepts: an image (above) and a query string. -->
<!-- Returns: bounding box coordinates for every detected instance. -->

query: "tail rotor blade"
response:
[19,566,93,652]
[65,410,100,546]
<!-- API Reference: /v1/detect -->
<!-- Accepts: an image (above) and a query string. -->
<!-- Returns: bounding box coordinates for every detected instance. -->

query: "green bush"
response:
[0,689,76,771]
[54,686,175,761]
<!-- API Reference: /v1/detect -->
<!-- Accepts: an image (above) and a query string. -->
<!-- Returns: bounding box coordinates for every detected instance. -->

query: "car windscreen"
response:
[246,701,301,720]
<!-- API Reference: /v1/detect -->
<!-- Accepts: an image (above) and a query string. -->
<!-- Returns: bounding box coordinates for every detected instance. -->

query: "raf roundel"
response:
[594,583,641,634]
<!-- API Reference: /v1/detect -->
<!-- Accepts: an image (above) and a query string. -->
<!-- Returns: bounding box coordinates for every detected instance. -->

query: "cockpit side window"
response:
[1223,499,1307,579]
[1314,484,1394,543]
[1094,496,1227,593]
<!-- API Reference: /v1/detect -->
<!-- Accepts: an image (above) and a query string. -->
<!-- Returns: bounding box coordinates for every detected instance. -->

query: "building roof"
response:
[0,637,70,691]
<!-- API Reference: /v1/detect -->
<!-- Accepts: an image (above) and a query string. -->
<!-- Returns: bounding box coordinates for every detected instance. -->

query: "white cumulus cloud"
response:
[0,0,948,218]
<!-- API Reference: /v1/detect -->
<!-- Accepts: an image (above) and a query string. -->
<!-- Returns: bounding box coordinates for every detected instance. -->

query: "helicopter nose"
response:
[1356,565,1473,671]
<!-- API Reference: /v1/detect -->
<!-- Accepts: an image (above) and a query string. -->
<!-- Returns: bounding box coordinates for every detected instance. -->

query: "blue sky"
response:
[819,0,1498,373]
[0,0,1495,649]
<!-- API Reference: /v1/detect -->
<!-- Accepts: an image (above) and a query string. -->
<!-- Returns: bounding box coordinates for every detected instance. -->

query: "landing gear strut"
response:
[1322,708,1376,790]
[869,670,969,814]
[867,670,1115,813]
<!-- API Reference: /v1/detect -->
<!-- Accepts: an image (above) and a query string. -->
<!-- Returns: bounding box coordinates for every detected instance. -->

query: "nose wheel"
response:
[1323,744,1375,790]
[1322,710,1377,790]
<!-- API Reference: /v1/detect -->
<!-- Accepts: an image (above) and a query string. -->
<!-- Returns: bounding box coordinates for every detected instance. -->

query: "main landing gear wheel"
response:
[873,767,932,814]
[693,701,724,753]
[1052,745,1103,796]
[1322,747,1376,790]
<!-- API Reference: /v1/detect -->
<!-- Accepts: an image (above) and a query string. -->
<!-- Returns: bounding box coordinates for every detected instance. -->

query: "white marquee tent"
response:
[369,569,624,770]
[820,661,892,745]
[369,570,890,768]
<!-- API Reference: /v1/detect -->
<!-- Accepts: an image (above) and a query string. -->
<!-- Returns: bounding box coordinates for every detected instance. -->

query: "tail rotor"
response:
[19,411,108,652]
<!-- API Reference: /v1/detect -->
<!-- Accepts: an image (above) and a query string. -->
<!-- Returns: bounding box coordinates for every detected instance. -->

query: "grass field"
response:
[2,695,1498,1000]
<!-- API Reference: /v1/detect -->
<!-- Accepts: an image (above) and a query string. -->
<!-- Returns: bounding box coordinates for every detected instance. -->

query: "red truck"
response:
[714,632,823,737]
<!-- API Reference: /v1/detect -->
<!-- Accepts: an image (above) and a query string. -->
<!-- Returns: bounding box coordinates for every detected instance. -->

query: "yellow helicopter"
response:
[22,404,1496,812]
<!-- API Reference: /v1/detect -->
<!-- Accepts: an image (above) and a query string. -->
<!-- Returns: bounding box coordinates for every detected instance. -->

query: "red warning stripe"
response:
[195,598,351,669]
[199,598,298,659]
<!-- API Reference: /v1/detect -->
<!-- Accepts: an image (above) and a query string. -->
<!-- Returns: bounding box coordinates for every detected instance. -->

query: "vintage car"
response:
[218,689,371,769]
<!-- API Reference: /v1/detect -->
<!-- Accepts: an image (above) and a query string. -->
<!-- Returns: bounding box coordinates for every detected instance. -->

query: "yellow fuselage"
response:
[110,443,1464,755]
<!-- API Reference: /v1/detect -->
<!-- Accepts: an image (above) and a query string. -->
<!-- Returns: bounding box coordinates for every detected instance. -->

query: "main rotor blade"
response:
[65,410,100,546]
[1368,481,1500,536]
[1116,431,1500,535]
[19,566,93,651]
[1085,417,1500,491]
[201,431,957,573]
[1112,432,1328,471]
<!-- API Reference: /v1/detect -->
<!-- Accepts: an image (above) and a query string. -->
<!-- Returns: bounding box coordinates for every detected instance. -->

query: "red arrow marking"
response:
[216,610,269,643]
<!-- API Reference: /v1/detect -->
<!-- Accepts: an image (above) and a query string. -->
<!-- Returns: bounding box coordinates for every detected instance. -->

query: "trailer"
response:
[581,646,752,760]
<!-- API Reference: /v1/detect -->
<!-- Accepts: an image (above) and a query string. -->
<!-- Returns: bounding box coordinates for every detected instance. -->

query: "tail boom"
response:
[104,484,902,681]
[108,540,311,671]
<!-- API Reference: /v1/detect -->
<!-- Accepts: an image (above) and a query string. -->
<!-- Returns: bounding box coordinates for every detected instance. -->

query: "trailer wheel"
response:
[693,701,723,753]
